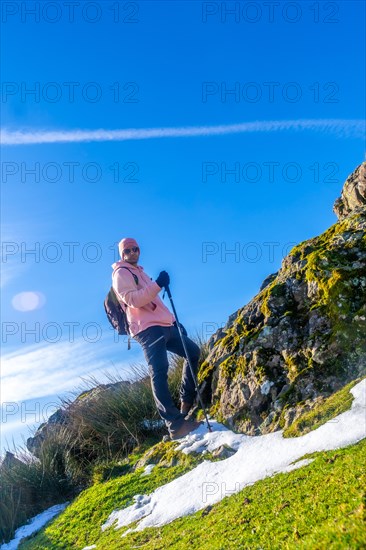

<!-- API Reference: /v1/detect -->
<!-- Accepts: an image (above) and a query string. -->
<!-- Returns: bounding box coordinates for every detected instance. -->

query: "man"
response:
[112,237,203,440]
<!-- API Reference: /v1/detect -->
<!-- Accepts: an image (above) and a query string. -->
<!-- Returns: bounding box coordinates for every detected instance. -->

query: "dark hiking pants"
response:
[134,324,200,433]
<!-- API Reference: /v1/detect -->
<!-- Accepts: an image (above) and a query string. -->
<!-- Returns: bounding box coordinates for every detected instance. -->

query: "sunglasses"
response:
[123,247,139,255]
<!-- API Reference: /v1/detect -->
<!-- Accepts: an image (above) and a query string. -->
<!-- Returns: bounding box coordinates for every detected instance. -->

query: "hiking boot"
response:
[170,419,203,441]
[180,401,193,416]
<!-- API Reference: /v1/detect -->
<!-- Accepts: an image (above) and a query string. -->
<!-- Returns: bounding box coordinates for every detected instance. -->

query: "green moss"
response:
[283,378,363,438]
[305,262,365,359]
[249,348,279,384]
[218,356,235,379]
[92,460,131,484]
[197,359,215,384]
[252,365,267,385]
[289,211,365,273]
[235,355,247,376]
[219,355,247,380]
[259,280,288,319]
[90,438,171,484]
[282,353,301,383]
[288,213,360,262]
[136,440,198,469]
[206,401,225,425]
[259,280,277,318]
[286,211,366,370]
[233,409,251,425]
[278,404,290,429]
[217,318,262,353]
[199,320,260,385]
[219,330,240,353]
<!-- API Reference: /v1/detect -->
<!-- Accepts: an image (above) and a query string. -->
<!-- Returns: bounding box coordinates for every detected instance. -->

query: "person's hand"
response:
[155,270,170,289]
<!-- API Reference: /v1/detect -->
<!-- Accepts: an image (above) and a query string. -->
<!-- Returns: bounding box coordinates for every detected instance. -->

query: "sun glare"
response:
[12,291,46,311]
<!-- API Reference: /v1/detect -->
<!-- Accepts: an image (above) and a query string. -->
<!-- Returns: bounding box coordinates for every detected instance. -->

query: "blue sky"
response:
[1,0,365,453]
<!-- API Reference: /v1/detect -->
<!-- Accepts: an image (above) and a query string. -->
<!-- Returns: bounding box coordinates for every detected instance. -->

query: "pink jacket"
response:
[111,260,175,337]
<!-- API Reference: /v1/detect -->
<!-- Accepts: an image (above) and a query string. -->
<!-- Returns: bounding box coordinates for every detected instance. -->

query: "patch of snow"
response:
[141,464,155,476]
[101,379,366,536]
[102,495,150,532]
[286,458,314,471]
[82,546,97,550]
[0,503,68,550]
[260,380,274,395]
[176,420,247,455]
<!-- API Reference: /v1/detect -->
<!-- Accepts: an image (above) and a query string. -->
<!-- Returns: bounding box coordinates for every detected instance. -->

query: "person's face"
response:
[122,246,140,266]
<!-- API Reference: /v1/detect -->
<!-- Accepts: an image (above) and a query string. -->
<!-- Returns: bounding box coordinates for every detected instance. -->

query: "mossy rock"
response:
[134,441,198,470]
[283,378,363,437]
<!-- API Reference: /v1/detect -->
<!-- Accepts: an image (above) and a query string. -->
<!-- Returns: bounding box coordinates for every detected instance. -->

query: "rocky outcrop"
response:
[26,408,69,457]
[0,451,24,470]
[333,162,366,220]
[199,163,366,435]
[26,381,132,457]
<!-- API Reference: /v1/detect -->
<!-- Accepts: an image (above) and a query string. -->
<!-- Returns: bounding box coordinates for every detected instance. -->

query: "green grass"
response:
[283,378,362,438]
[19,378,366,549]
[20,440,366,549]
[19,442,204,549]
[1,338,213,546]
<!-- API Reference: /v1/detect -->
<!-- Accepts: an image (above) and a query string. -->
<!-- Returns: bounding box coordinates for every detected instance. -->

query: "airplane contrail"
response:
[1,119,364,145]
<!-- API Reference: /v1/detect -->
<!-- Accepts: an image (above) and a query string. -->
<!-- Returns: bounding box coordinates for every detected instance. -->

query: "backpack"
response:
[104,267,138,338]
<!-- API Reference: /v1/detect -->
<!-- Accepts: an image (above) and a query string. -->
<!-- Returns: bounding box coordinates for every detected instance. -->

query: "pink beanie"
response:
[118,237,139,258]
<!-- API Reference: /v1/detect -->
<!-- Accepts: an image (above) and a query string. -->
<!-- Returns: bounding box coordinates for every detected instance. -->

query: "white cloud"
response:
[1,119,364,145]
[0,338,137,404]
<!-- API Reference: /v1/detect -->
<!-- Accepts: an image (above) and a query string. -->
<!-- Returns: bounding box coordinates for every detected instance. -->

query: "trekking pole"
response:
[164,284,212,432]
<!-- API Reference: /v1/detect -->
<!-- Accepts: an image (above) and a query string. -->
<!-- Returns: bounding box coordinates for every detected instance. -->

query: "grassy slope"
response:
[20,383,366,550]
[283,378,360,437]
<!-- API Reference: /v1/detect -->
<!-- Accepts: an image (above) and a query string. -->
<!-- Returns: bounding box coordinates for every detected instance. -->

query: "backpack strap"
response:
[113,266,139,349]
[114,266,139,286]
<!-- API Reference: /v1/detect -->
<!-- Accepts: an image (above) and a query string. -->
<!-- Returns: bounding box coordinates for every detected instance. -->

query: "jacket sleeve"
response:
[113,269,161,308]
